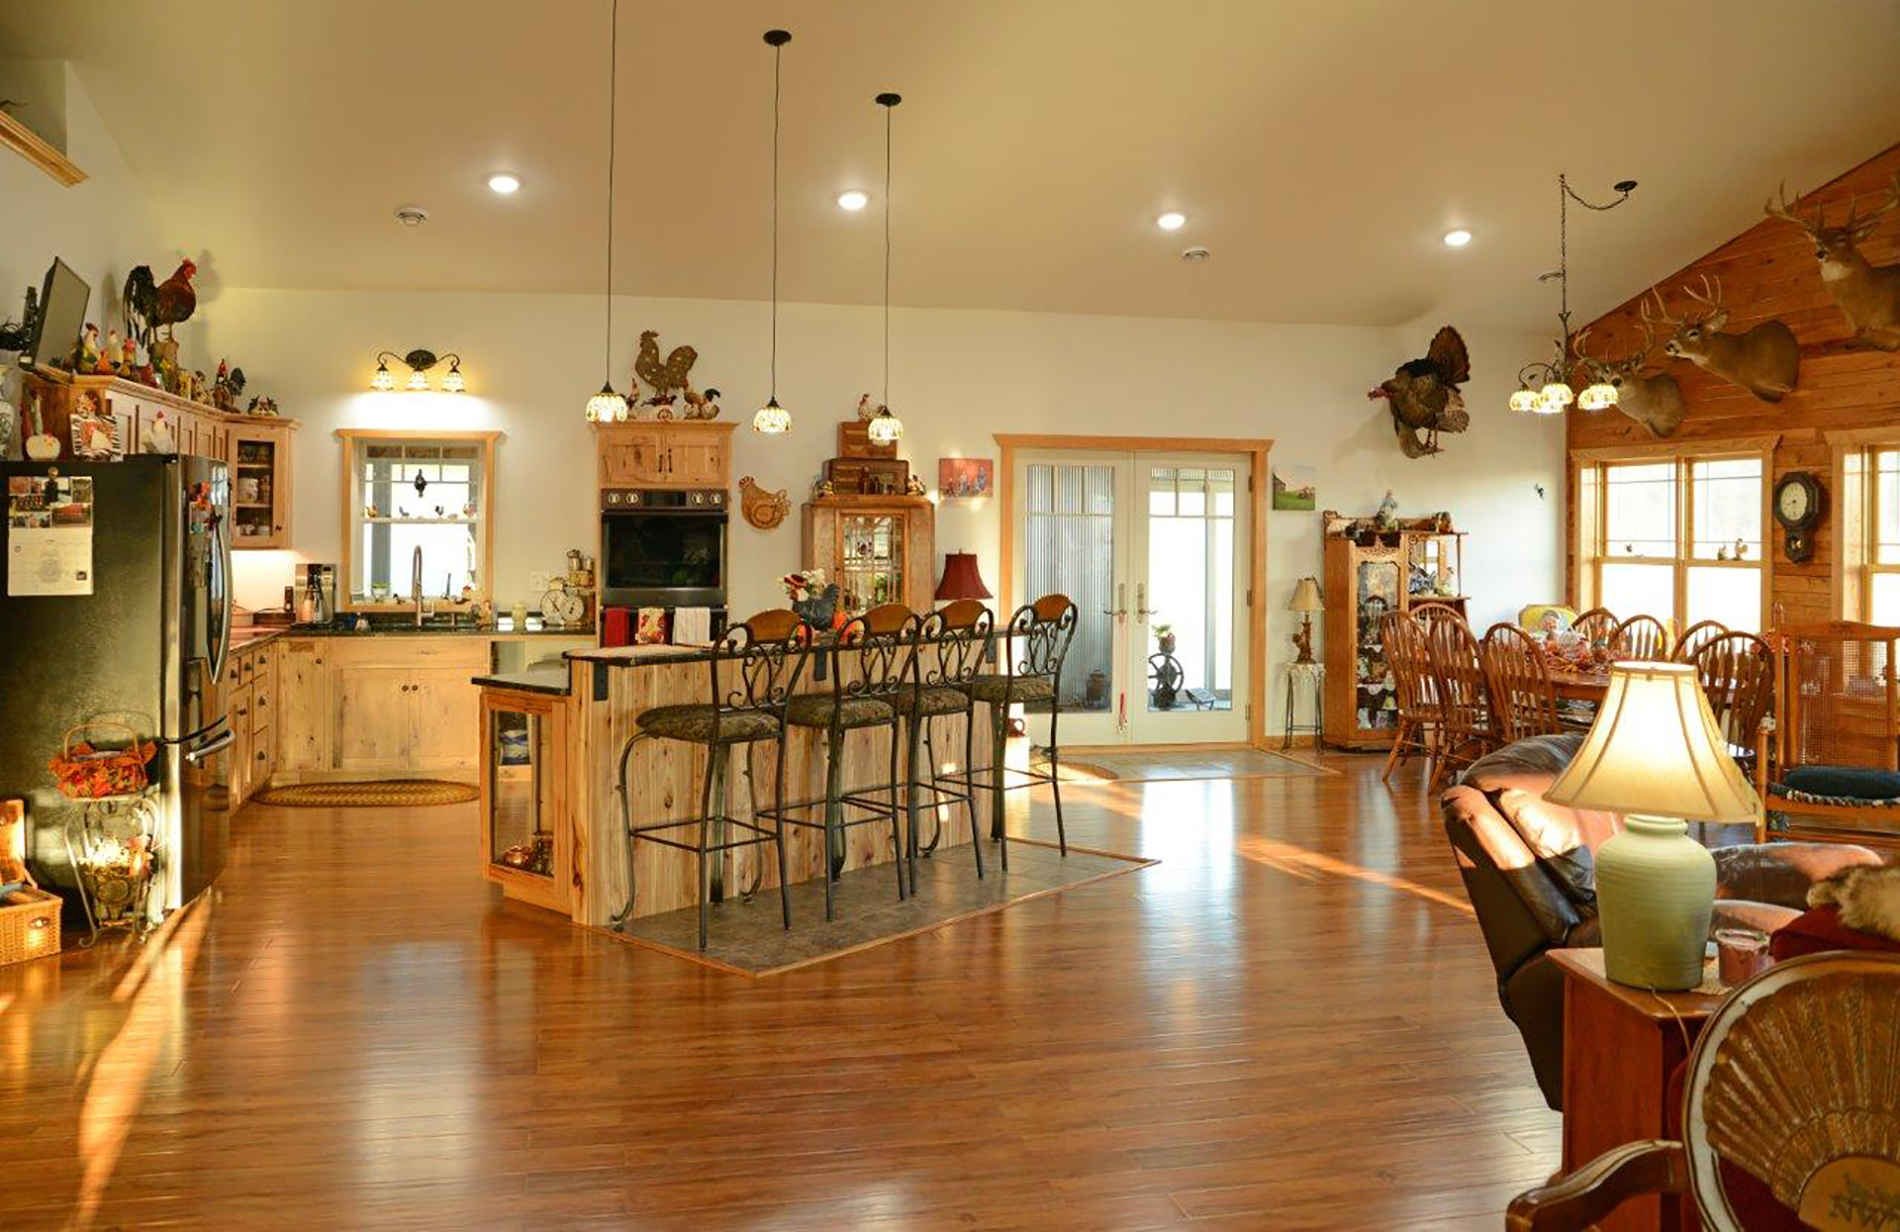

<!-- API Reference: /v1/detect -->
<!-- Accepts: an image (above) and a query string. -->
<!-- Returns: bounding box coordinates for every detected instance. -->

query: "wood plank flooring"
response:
[0,750,1559,1230]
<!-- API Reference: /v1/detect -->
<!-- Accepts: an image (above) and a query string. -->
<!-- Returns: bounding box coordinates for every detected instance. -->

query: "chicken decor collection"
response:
[631,330,721,420]
[1368,325,1470,459]
[738,475,791,530]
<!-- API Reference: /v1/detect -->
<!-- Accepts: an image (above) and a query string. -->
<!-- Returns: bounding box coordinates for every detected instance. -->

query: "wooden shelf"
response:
[361,516,476,526]
[0,110,85,187]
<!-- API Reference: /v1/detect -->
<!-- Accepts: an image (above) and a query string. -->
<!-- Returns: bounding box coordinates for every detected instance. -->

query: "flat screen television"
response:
[25,258,89,370]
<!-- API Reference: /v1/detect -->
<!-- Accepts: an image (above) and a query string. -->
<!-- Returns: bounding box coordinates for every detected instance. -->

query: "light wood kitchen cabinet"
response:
[802,494,936,615]
[595,421,732,489]
[274,636,489,782]
[229,420,295,549]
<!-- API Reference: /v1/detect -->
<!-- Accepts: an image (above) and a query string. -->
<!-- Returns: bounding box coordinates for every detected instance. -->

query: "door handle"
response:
[1100,580,1129,621]
[186,729,235,765]
[1135,582,1158,623]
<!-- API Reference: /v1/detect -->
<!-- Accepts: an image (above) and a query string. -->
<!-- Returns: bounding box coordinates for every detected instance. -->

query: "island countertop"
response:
[471,667,571,696]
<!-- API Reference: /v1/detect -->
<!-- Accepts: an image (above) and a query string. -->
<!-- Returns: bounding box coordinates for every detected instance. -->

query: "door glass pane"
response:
[1144,467,1234,712]
[1354,558,1401,730]
[1686,567,1761,631]
[1025,463,1115,711]
[1600,562,1674,619]
[1604,462,1676,558]
[839,514,902,613]
[1690,458,1762,560]
[489,710,551,877]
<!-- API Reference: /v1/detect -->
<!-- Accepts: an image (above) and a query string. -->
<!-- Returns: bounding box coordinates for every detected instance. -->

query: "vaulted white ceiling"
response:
[5,0,1899,331]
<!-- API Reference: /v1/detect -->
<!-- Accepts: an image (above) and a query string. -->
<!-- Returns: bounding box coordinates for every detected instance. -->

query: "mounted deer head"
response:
[1645,274,1800,403]
[1574,324,1686,438]
[1766,176,1900,350]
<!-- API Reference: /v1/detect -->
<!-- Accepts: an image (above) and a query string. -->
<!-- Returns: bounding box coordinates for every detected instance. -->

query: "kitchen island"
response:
[472,643,991,927]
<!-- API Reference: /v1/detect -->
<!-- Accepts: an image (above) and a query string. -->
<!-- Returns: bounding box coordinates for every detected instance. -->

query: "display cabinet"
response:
[1321,515,1469,749]
[478,687,570,915]
[801,494,936,615]
[230,420,295,549]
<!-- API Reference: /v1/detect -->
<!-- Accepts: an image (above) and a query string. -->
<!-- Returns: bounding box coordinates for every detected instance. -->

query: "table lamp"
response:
[1542,662,1760,990]
[1288,576,1324,665]
[935,552,992,603]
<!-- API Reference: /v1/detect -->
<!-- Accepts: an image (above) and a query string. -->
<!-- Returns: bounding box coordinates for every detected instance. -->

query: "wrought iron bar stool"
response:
[610,610,809,950]
[897,600,995,883]
[951,594,1078,868]
[757,603,917,921]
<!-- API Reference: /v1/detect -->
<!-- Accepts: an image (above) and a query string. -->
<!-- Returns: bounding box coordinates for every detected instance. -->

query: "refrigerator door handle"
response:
[210,516,233,682]
[184,728,234,765]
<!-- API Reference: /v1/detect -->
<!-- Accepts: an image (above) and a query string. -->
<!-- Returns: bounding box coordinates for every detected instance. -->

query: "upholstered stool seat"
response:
[908,685,972,716]
[637,704,780,745]
[963,674,1055,705]
[786,694,895,730]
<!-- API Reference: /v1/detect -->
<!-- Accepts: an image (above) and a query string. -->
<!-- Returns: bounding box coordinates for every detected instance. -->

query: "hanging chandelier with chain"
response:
[1510,174,1638,416]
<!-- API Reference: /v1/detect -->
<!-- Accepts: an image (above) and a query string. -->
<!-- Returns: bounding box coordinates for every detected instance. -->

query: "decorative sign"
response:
[7,474,94,596]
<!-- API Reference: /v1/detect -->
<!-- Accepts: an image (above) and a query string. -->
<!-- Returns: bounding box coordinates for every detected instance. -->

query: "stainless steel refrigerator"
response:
[0,454,233,923]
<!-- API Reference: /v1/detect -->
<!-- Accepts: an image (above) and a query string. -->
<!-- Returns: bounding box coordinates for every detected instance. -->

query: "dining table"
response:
[1546,665,1612,704]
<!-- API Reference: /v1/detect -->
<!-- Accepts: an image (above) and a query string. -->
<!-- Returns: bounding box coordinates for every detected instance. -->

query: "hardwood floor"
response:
[1,750,1559,1230]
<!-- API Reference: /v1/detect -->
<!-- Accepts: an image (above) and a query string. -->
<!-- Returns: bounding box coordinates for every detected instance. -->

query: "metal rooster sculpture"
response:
[633,330,697,407]
[1367,325,1471,458]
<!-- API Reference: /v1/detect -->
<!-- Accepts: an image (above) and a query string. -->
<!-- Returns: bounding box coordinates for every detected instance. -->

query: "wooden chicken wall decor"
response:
[1369,325,1470,458]
[631,329,722,420]
[739,476,791,530]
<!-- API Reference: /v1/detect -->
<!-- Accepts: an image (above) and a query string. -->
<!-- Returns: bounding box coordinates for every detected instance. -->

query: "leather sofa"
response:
[1441,732,1882,1110]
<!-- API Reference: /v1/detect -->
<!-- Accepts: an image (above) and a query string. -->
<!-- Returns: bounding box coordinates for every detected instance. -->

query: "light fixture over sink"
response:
[371,349,465,393]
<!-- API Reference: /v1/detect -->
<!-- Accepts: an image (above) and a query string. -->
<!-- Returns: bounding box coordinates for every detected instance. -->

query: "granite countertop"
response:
[471,667,571,696]
[283,622,595,639]
[230,626,285,649]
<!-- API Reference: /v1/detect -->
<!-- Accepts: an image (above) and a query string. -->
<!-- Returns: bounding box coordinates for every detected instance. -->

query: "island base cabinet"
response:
[275,638,489,782]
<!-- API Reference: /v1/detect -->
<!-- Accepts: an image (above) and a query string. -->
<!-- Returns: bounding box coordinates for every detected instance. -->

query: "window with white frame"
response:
[1582,453,1765,631]
[340,432,497,607]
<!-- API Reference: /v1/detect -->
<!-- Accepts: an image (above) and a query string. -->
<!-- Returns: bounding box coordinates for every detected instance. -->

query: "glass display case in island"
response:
[801,494,936,615]
[478,687,570,914]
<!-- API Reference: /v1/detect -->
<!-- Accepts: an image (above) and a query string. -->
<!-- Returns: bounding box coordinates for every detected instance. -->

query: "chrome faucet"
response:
[410,545,427,627]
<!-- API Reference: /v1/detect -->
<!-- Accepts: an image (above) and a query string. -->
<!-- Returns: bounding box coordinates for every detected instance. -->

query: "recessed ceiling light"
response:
[1443,228,1473,248]
[837,190,869,211]
[1156,211,1187,231]
[487,173,521,195]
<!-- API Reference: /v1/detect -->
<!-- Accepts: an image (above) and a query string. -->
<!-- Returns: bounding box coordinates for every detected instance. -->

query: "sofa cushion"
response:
[1778,764,1900,804]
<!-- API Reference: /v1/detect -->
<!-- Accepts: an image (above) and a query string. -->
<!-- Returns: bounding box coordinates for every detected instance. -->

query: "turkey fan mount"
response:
[1369,326,1471,459]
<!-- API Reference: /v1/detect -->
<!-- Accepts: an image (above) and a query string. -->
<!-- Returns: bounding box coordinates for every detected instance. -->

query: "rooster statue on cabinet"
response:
[1367,326,1471,459]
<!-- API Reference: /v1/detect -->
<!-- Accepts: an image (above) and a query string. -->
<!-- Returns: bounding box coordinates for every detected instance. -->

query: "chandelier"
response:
[583,0,629,424]
[753,30,794,435]
[1510,174,1637,416]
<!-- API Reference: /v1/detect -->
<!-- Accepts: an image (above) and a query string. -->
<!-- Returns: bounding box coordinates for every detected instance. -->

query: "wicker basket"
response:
[0,883,61,965]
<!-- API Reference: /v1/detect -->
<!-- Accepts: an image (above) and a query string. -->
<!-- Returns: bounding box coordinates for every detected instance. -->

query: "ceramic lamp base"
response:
[1596,813,1716,991]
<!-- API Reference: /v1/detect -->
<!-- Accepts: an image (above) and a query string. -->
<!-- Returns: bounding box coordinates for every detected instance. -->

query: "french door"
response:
[1012,449,1251,745]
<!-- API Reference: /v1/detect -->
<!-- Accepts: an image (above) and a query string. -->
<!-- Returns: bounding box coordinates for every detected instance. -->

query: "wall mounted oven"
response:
[599,487,728,611]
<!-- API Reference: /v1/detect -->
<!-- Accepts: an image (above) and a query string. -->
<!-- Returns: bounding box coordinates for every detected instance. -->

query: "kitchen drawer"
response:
[325,637,491,670]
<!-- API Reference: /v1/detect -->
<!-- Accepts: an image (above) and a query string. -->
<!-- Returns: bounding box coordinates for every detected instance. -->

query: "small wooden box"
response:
[825,457,909,496]
[838,420,897,460]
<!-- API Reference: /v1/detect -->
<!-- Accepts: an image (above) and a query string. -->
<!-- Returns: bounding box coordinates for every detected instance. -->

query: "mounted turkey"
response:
[1368,325,1471,458]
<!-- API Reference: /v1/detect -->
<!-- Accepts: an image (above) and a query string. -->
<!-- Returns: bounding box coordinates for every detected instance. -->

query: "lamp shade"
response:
[934,552,992,601]
[1544,662,1759,821]
[1288,576,1324,613]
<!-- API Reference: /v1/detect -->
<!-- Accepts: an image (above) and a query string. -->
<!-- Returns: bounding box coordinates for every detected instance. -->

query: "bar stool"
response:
[899,599,994,882]
[957,594,1078,866]
[610,610,809,950]
[757,604,917,921]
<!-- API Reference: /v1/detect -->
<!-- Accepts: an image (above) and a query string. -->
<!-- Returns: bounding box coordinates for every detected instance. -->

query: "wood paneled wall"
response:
[1566,143,1900,625]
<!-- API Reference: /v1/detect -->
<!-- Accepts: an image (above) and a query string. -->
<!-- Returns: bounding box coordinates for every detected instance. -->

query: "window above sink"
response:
[338,429,501,611]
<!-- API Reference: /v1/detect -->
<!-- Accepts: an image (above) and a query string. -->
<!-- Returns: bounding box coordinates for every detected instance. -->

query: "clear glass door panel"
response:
[489,710,550,877]
[1143,466,1235,713]
[1355,559,1402,731]
[232,436,277,543]
[840,514,903,612]
[1024,462,1117,712]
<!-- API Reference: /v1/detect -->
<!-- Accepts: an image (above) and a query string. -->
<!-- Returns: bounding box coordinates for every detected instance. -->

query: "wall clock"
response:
[1773,471,1823,564]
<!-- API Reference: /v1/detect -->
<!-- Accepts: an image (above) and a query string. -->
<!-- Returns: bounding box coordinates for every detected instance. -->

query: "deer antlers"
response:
[1766,175,1900,238]
[1765,181,1824,233]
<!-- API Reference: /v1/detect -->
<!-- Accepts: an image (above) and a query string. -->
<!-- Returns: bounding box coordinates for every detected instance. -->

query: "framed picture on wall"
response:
[938,457,993,499]
[1271,463,1316,512]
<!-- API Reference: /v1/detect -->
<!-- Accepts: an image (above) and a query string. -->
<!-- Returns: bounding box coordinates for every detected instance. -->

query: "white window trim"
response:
[335,428,502,612]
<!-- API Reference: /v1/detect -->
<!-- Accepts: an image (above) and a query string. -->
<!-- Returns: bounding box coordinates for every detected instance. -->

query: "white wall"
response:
[202,286,1562,728]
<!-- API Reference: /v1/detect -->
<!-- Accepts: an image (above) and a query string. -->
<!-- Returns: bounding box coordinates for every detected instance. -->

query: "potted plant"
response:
[1154,622,1177,656]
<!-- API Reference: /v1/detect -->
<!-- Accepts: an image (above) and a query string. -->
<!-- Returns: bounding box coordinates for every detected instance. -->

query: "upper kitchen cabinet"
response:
[596,421,732,489]
[230,420,296,549]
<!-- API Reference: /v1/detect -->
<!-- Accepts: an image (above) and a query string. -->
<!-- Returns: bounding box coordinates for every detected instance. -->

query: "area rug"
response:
[1028,747,1329,783]
[254,780,479,807]
[603,839,1154,977]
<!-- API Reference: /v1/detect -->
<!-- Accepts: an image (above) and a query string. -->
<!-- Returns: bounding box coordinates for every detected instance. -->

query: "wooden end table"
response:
[1549,947,1727,1232]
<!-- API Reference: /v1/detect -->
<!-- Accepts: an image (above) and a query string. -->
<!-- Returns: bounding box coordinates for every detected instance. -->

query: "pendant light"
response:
[1509,174,1637,417]
[865,92,904,446]
[583,0,629,424]
[752,30,793,435]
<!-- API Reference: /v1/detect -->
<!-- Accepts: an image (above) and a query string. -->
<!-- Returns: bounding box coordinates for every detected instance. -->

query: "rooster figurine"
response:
[1367,325,1471,459]
[633,330,697,406]
[122,259,198,350]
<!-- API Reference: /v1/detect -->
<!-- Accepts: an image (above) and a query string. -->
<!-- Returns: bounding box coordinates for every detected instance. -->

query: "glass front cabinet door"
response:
[478,689,570,915]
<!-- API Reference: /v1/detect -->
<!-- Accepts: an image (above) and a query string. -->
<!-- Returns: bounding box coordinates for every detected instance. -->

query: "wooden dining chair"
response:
[1379,613,1441,783]
[1410,601,1466,627]
[1756,621,1900,846]
[1671,618,1731,663]
[1688,632,1774,769]
[1481,623,1564,744]
[1423,615,1495,788]
[1610,613,1669,661]
[1571,608,1617,643]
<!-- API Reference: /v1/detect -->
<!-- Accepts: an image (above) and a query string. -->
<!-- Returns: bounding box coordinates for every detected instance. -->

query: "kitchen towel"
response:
[672,607,712,646]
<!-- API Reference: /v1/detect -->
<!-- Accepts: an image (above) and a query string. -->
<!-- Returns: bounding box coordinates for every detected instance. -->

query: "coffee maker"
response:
[297,562,337,626]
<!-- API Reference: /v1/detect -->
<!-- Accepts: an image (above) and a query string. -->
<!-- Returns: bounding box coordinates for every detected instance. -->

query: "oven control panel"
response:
[600,488,726,510]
